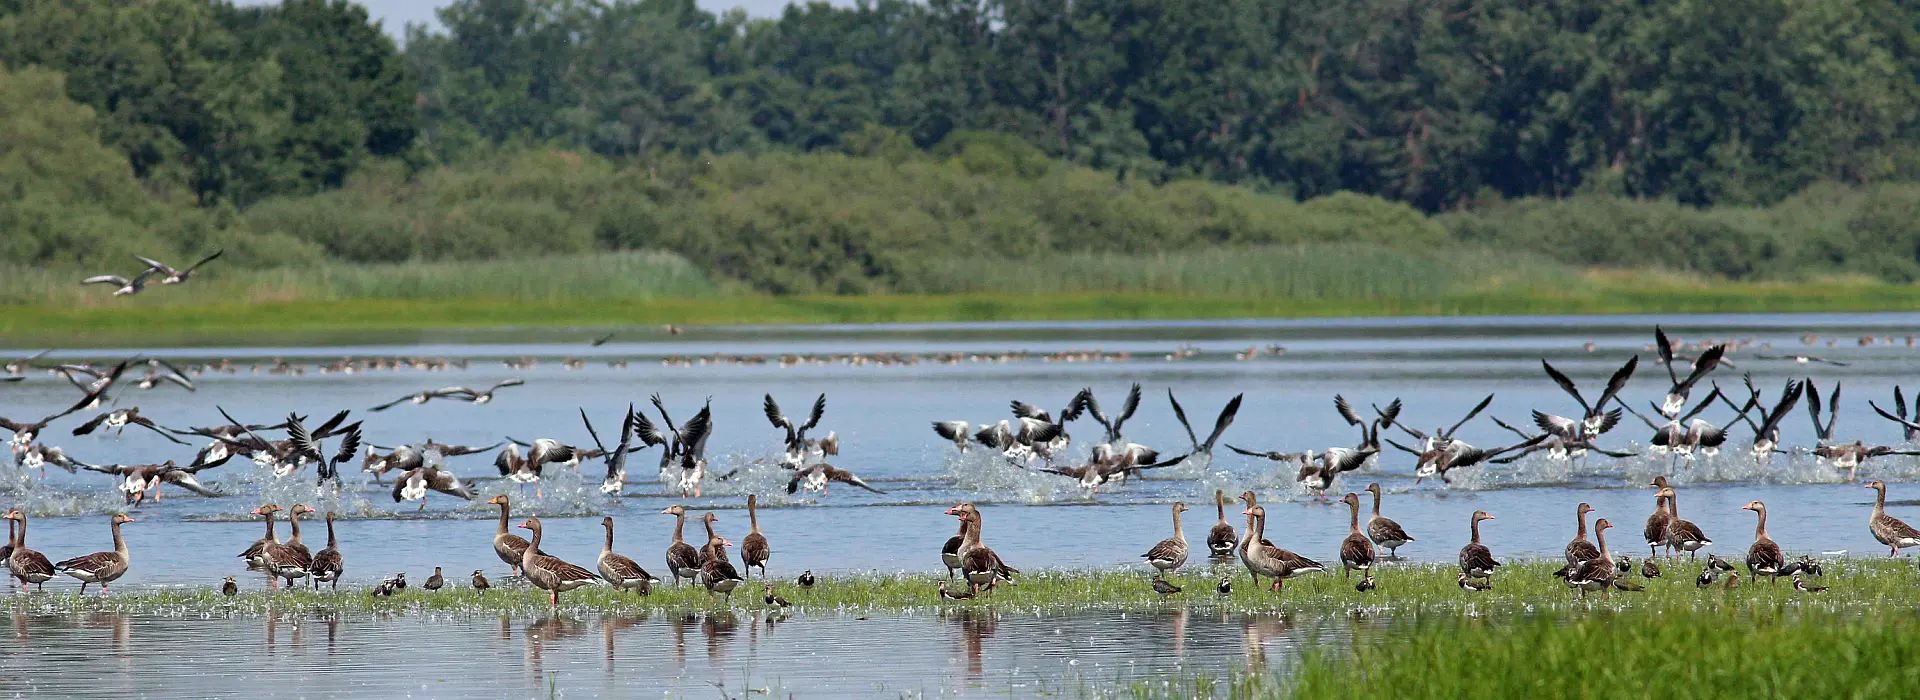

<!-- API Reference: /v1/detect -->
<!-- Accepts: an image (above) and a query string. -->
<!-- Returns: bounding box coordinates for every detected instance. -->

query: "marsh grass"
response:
[15,559,1919,618]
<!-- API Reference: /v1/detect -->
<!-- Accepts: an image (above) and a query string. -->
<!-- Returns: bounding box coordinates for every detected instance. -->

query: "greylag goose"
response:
[598,517,658,595]
[424,567,445,591]
[942,517,967,579]
[1011,389,1088,460]
[132,249,222,284]
[1644,476,1674,558]
[583,404,651,495]
[1865,480,1920,556]
[285,413,362,487]
[1140,502,1189,579]
[1661,487,1712,561]
[643,394,712,497]
[1877,386,1920,441]
[1031,442,1178,493]
[661,505,703,586]
[786,463,886,495]
[1621,386,1725,463]
[1238,504,1323,591]
[764,393,828,468]
[362,440,501,483]
[1720,375,1804,465]
[1458,510,1499,580]
[1165,391,1244,460]
[698,512,728,565]
[308,511,344,590]
[472,570,490,590]
[496,438,575,498]
[0,517,11,571]
[1743,501,1786,582]
[391,463,475,509]
[240,503,281,571]
[944,503,1017,595]
[1562,503,1600,571]
[517,517,600,606]
[969,418,1065,464]
[81,267,159,296]
[262,504,315,589]
[1564,518,1616,597]
[1533,356,1638,457]
[454,379,526,405]
[699,536,745,603]
[1082,383,1144,447]
[1362,483,1413,559]
[1206,489,1238,557]
[53,513,133,594]
[1337,493,1375,579]
[487,495,542,576]
[1,382,109,458]
[1228,442,1375,497]
[283,503,316,563]
[1383,426,1545,485]
[70,406,188,443]
[1378,393,1490,472]
[741,495,771,578]
[1653,328,1726,417]
[369,387,475,411]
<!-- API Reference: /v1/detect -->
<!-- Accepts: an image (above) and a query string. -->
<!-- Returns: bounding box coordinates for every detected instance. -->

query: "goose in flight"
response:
[787,463,886,495]
[369,387,474,412]
[1031,447,1185,494]
[361,439,503,483]
[391,462,476,510]
[455,379,525,405]
[496,438,577,498]
[132,249,223,285]
[1621,386,1727,463]
[286,412,363,487]
[581,404,656,495]
[133,359,194,392]
[1081,383,1144,447]
[764,393,830,468]
[1718,375,1804,465]
[1654,327,1727,417]
[81,268,159,296]
[1165,391,1243,460]
[1753,353,1847,367]
[83,460,223,503]
[1487,416,1637,464]
[643,394,713,497]
[70,407,189,444]
[1876,386,1920,441]
[1009,389,1087,459]
[1531,356,1638,459]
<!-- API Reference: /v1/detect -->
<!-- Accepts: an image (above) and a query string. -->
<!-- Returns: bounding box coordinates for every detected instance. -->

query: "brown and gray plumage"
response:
[485,495,545,576]
[54,513,134,595]
[1206,489,1237,557]
[598,516,658,595]
[740,494,771,578]
[1337,492,1376,579]
[1140,502,1189,578]
[518,517,600,606]
[1743,501,1785,581]
[1362,483,1413,559]
[1564,503,1600,568]
[941,518,966,579]
[471,570,490,590]
[700,534,745,602]
[787,463,885,495]
[1644,476,1675,558]
[132,249,222,285]
[1150,578,1182,597]
[1565,519,1618,597]
[661,505,703,586]
[307,511,344,590]
[944,503,1017,595]
[1866,480,1920,556]
[423,567,445,591]
[390,463,475,509]
[1661,487,1713,561]
[1458,510,1499,579]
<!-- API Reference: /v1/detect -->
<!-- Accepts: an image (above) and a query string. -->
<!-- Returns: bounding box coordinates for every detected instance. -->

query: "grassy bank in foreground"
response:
[15,560,1914,617]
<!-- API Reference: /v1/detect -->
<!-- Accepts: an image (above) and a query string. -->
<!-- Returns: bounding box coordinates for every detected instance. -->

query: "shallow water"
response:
[5,313,1920,695]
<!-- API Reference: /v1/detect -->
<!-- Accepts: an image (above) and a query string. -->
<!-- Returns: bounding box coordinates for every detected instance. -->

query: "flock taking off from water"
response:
[3,324,1920,603]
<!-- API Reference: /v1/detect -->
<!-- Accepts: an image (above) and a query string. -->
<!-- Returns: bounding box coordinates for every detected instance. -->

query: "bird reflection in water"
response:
[945,608,998,683]
[601,613,645,672]
[1161,607,1188,658]
[671,612,697,667]
[1242,613,1293,672]
[702,611,738,662]
[525,616,585,679]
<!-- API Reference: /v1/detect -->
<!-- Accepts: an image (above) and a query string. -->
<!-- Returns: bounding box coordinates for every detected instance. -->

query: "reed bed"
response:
[906,244,1581,300]
[15,559,1918,618]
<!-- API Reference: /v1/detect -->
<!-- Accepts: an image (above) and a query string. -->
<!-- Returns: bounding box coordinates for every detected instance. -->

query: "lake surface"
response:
[4,312,1919,696]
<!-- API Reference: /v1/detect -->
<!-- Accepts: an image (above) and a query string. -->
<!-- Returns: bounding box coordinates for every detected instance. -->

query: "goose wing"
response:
[1200,394,1243,452]
[81,275,128,287]
[1593,355,1639,413]
[70,412,112,436]
[1540,360,1589,412]
[185,249,224,273]
[1443,394,1495,439]
[830,467,887,493]
[932,420,970,442]
[1168,390,1202,448]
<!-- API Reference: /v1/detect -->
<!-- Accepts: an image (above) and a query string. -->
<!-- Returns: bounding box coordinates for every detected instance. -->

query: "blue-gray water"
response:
[3,313,1918,696]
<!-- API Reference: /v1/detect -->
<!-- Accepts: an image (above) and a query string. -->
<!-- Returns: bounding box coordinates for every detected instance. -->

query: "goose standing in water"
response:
[1237,503,1323,591]
[1644,477,1675,558]
[132,249,223,285]
[1458,510,1499,581]
[1140,502,1189,579]
[1531,356,1638,461]
[239,503,282,573]
[764,393,831,468]
[699,523,745,602]
[1564,519,1617,598]
[741,495,771,578]
[3,510,54,590]
[518,517,600,606]
[941,517,968,579]
[56,514,134,595]
[1743,500,1788,583]
[1362,483,1414,560]
[1660,486,1712,562]
[944,503,1017,595]
[486,495,543,576]
[308,512,344,590]
[1164,391,1244,463]
[1337,493,1376,580]
[1864,480,1920,556]
[598,517,658,595]
[1206,489,1238,558]
[661,505,703,586]
[1721,375,1804,465]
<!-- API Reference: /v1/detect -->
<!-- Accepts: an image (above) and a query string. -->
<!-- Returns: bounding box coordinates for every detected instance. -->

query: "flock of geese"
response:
[80,251,224,297]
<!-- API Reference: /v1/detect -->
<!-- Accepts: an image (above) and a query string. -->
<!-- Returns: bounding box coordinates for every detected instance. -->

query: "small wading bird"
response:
[132,249,223,285]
